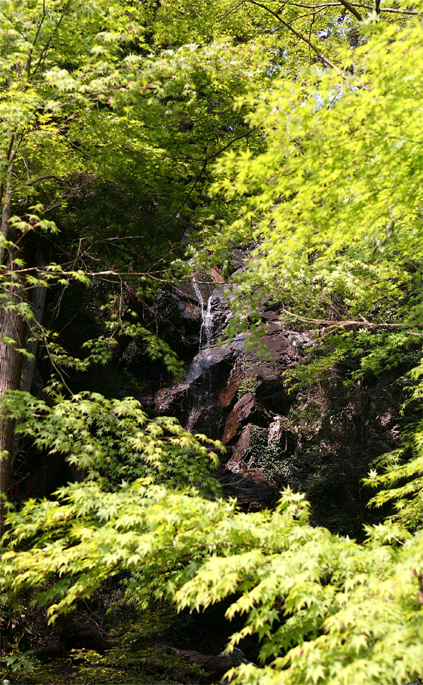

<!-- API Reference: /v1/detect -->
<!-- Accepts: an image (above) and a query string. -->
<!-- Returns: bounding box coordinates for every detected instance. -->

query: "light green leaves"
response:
[0,390,222,492]
[1,6,423,685]
[202,14,423,389]
[4,486,423,684]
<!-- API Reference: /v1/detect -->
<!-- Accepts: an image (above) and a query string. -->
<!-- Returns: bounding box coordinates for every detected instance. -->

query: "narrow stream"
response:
[192,276,214,349]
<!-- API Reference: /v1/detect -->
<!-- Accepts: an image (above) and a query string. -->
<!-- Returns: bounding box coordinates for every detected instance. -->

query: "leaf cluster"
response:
[3,487,423,685]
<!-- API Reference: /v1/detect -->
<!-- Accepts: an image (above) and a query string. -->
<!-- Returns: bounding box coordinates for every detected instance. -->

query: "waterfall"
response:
[193,277,214,349]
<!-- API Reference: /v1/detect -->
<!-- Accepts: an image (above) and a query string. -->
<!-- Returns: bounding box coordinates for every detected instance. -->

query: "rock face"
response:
[153,265,405,536]
[155,344,234,439]
[163,645,251,678]
[153,271,308,511]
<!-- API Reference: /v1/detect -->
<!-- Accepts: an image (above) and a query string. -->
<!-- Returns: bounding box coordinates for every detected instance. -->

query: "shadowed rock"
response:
[162,645,251,678]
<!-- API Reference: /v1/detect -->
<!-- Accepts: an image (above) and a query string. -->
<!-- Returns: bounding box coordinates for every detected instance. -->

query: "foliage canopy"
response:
[0,0,423,684]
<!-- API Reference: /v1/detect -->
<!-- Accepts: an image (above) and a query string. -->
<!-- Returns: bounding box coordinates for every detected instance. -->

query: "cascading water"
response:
[156,334,233,438]
[184,277,216,433]
[192,276,214,349]
[155,274,232,439]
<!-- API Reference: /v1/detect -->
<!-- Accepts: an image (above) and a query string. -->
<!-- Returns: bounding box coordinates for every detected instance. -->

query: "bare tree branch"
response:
[32,0,72,75]
[171,127,257,220]
[246,0,342,71]
[281,307,422,331]
[25,0,47,76]
[337,0,363,18]
[27,174,60,186]
[279,2,418,14]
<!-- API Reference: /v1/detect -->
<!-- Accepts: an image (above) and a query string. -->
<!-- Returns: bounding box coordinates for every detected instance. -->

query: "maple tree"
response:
[1,0,423,683]
[0,0,256,529]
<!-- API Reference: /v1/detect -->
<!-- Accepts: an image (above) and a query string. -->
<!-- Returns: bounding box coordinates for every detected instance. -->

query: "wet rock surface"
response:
[155,345,234,439]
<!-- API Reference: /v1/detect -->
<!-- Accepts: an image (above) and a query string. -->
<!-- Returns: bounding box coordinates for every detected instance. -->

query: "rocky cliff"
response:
[150,259,405,537]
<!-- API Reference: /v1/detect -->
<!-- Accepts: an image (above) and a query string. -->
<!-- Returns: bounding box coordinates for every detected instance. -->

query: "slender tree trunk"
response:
[7,255,49,486]
[19,251,48,393]
[0,136,25,536]
[0,285,27,536]
[0,164,15,260]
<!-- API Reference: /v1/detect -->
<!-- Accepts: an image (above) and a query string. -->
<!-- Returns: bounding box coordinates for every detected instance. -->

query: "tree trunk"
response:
[19,252,48,393]
[0,259,27,536]
[0,136,26,536]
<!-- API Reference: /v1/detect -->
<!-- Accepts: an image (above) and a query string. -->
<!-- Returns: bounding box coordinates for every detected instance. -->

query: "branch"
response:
[27,174,60,186]
[8,267,171,283]
[284,2,344,6]
[41,332,74,396]
[203,128,258,163]
[363,3,417,12]
[336,0,363,20]
[281,307,422,331]
[26,0,47,77]
[245,0,342,72]
[171,127,257,220]
[363,3,417,13]
[32,0,72,75]
[273,1,418,14]
[7,266,225,287]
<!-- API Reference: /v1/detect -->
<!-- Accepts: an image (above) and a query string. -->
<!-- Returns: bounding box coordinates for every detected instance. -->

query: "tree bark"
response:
[0,132,28,535]
[19,251,48,393]
[0,282,27,536]
[0,192,28,534]
[8,253,49,483]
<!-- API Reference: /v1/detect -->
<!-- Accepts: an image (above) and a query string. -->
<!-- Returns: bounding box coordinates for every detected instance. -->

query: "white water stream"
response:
[193,277,214,349]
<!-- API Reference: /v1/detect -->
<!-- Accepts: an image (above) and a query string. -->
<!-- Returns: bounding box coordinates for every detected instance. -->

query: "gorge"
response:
[0,0,422,683]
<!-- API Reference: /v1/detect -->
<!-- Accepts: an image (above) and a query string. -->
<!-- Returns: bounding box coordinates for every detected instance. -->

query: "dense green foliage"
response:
[204,18,422,380]
[2,391,222,491]
[3,488,423,684]
[0,0,422,683]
